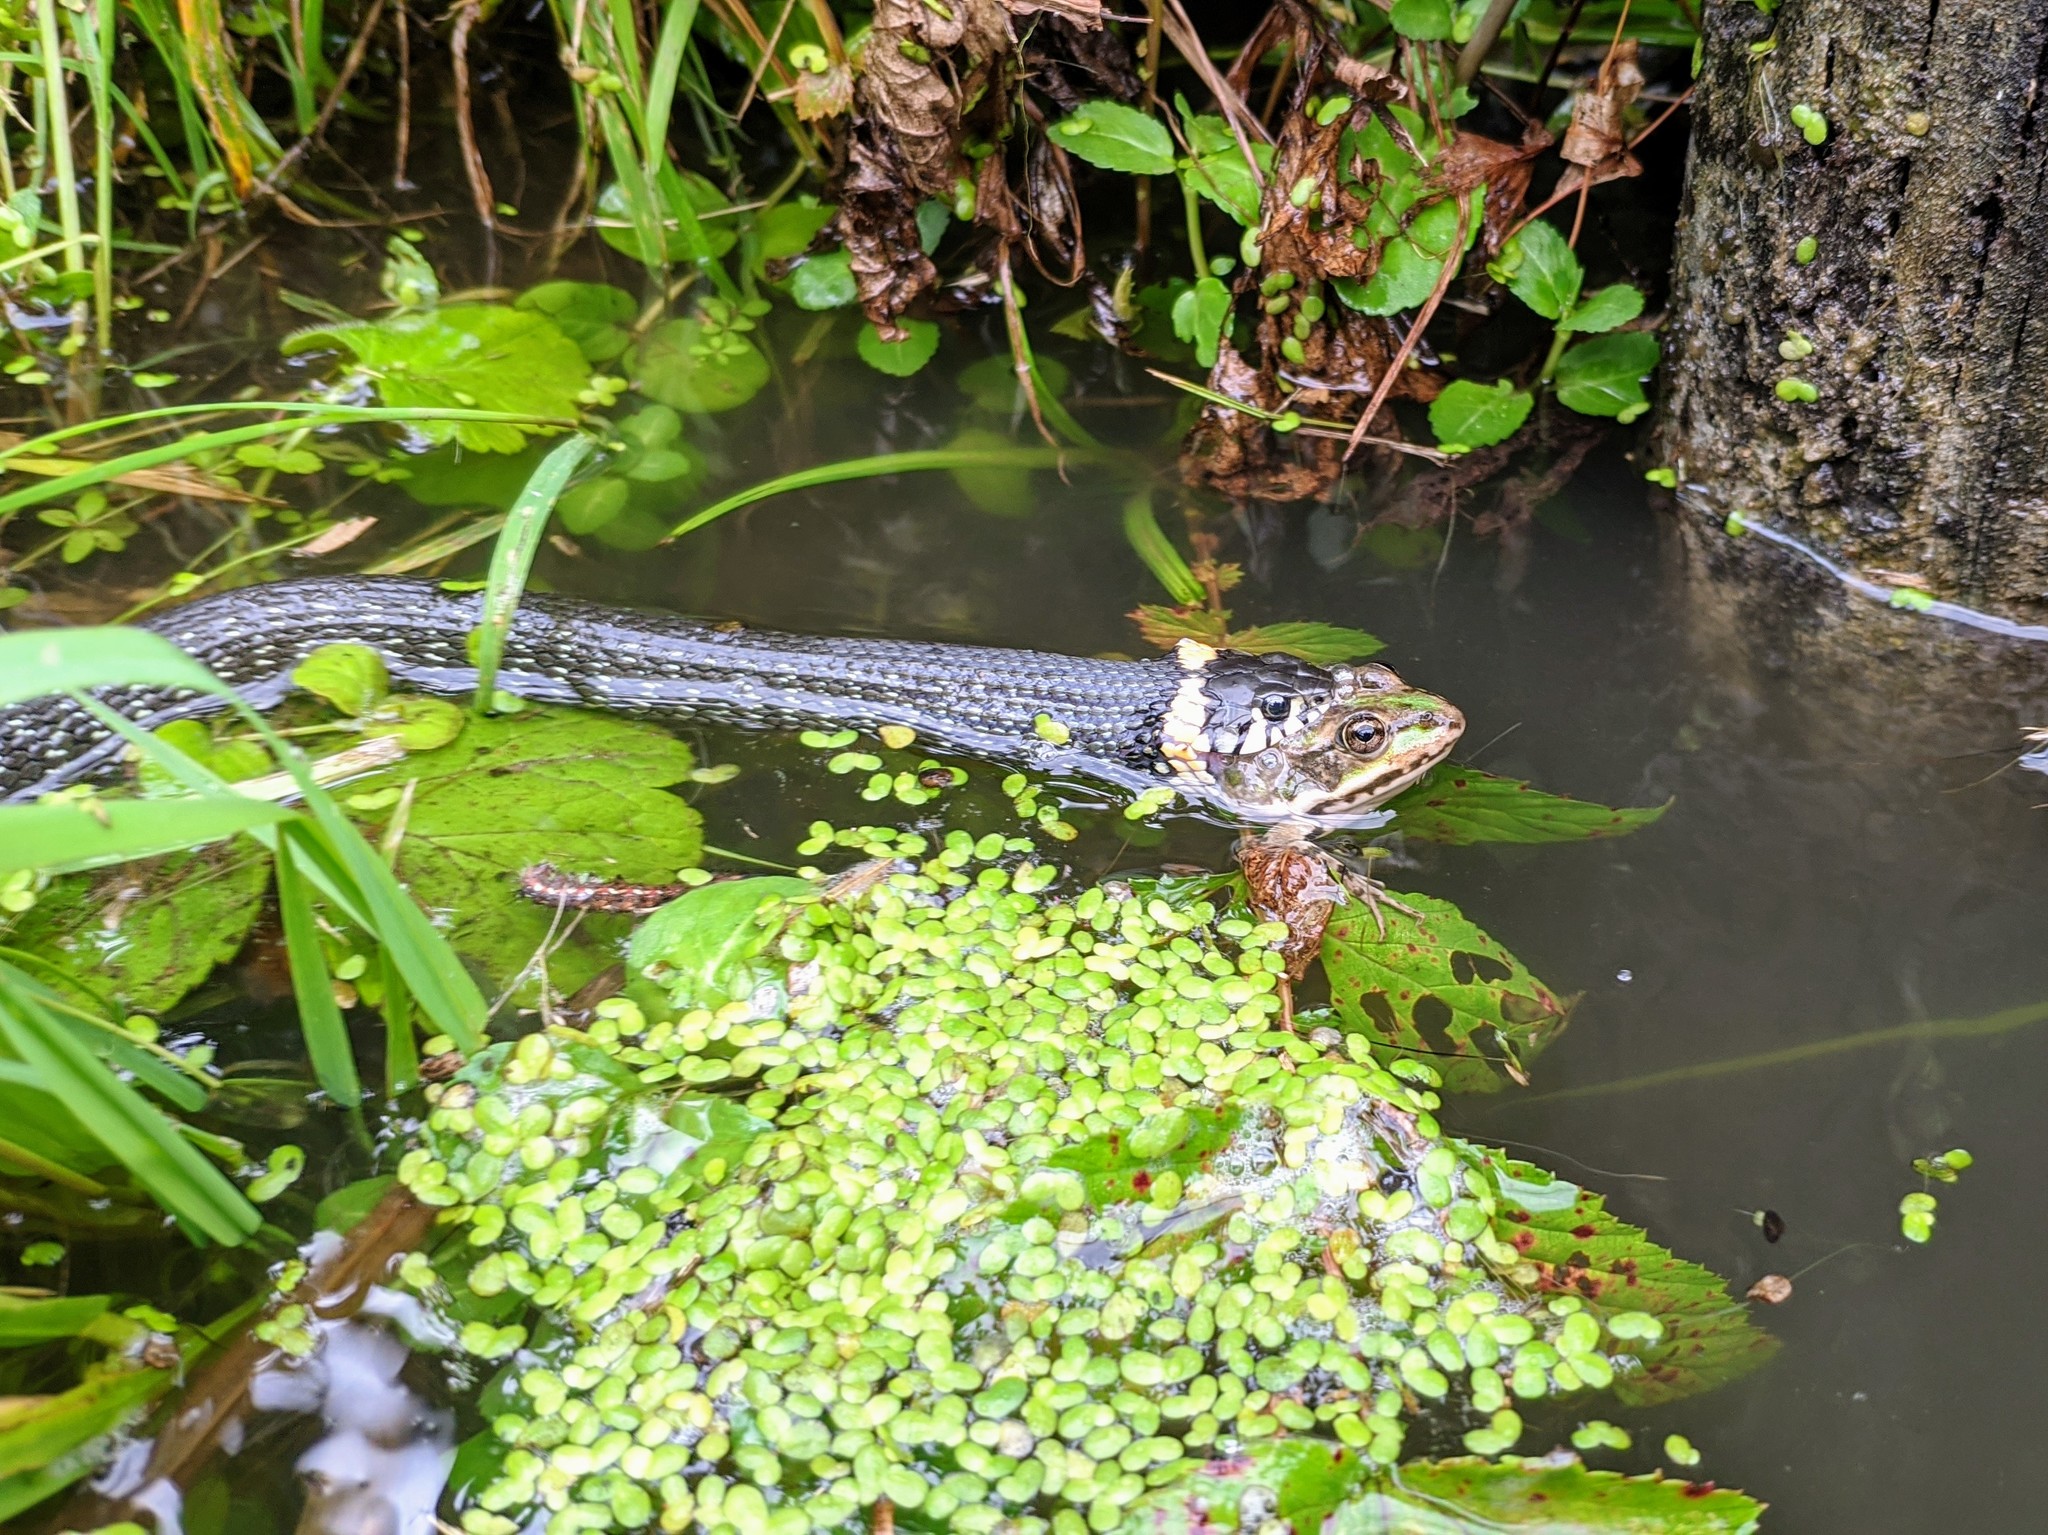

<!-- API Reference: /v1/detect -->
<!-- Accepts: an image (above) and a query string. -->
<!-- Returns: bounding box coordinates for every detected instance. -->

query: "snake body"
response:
[1,577,1356,807]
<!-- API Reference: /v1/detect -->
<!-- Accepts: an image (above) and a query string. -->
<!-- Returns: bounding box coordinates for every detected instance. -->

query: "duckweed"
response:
[399,840,1677,1535]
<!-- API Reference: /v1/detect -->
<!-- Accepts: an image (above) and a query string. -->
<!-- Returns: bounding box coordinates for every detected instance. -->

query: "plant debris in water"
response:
[397,836,1770,1535]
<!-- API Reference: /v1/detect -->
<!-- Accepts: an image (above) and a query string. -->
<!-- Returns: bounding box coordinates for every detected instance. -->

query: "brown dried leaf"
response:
[1005,0,1101,24]
[793,61,853,121]
[1560,39,1644,167]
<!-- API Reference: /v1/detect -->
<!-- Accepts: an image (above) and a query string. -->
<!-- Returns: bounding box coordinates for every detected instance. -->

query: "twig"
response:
[736,0,801,119]
[393,2,413,189]
[451,0,499,280]
[1455,0,1520,86]
[1528,0,1588,106]
[1342,193,1470,462]
[996,245,1060,459]
[1143,368,1450,462]
[254,0,387,197]
[1161,0,1268,194]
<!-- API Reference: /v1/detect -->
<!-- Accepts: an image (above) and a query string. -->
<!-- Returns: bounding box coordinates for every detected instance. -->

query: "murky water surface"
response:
[38,270,2048,1533]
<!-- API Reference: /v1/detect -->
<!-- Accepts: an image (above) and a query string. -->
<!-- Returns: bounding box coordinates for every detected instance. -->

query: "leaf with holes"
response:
[1321,892,1570,1092]
[1483,1151,1781,1406]
[1388,766,1670,845]
[1124,1439,1765,1532]
[1006,1105,1243,1221]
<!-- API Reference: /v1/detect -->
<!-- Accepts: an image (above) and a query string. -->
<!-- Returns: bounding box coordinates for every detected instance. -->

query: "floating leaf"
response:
[1555,331,1660,422]
[1430,379,1534,452]
[1388,766,1670,845]
[1497,218,1583,321]
[1487,1153,1781,1405]
[1046,99,1176,176]
[514,282,637,361]
[754,200,837,264]
[393,440,551,510]
[635,316,770,413]
[1561,283,1647,335]
[292,642,390,717]
[1322,891,1571,1091]
[347,708,705,994]
[626,876,814,1010]
[1124,1441,1764,1533]
[857,317,941,377]
[282,305,588,453]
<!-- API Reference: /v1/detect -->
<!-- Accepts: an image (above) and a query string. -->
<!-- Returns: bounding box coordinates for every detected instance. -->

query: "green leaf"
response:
[1014,1104,1241,1218]
[946,425,1038,517]
[515,281,637,362]
[1388,766,1670,844]
[1171,276,1232,368]
[0,1358,173,1489]
[627,876,815,1011]
[557,476,630,535]
[754,200,837,264]
[1560,283,1646,335]
[1121,1441,1766,1532]
[1336,236,1446,316]
[1122,489,1204,604]
[281,305,590,453]
[668,446,1067,541]
[1175,111,1275,228]
[1389,0,1455,40]
[857,317,941,377]
[393,440,553,511]
[1321,891,1571,1092]
[472,434,598,713]
[635,316,771,413]
[292,642,390,717]
[1497,219,1583,321]
[789,248,857,311]
[1046,99,1176,176]
[1,844,272,1013]
[1221,622,1385,664]
[1487,1153,1781,1405]
[666,1094,775,1181]
[595,174,737,264]
[1554,331,1660,421]
[0,1294,112,1345]
[1429,379,1534,452]
[274,827,360,1107]
[348,708,707,994]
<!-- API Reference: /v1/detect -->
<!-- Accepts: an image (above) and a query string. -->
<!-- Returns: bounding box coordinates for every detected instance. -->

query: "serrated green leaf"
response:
[1486,1153,1781,1405]
[346,708,705,994]
[1120,1442,1764,1533]
[1336,235,1446,316]
[281,305,588,453]
[1499,219,1583,321]
[1047,99,1176,176]
[1389,766,1670,844]
[514,281,637,362]
[1321,891,1570,1092]
[1555,331,1660,421]
[1221,621,1385,664]
[1561,283,1646,335]
[1429,379,1534,452]
[857,317,940,377]
[635,316,770,412]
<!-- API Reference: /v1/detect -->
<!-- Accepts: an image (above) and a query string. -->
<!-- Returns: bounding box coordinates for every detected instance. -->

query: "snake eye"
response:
[1257,693,1292,722]
[1338,713,1389,757]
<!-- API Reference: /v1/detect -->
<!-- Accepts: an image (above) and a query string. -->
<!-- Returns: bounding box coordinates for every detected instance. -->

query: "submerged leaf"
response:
[1389,767,1670,844]
[1322,891,1570,1091]
[856,317,941,376]
[514,281,637,361]
[282,305,588,452]
[635,317,771,413]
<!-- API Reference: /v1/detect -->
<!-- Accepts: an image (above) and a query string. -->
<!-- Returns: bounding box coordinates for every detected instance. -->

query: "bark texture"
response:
[1659,0,2048,617]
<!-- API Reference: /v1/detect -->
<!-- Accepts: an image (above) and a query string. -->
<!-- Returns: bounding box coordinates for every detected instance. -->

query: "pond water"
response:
[23,253,2048,1534]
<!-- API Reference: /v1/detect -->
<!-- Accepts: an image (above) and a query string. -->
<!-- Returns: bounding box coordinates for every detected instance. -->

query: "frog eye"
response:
[1257,693,1292,722]
[1338,713,1389,757]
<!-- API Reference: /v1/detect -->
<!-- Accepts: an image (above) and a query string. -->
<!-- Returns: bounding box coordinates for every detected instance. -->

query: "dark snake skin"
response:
[0,577,1324,804]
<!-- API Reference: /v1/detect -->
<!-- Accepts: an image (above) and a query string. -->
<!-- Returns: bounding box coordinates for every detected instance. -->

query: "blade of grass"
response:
[273,826,360,1107]
[0,793,294,876]
[0,958,258,1244]
[473,434,595,715]
[641,0,701,166]
[1121,488,1204,605]
[665,447,1071,541]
